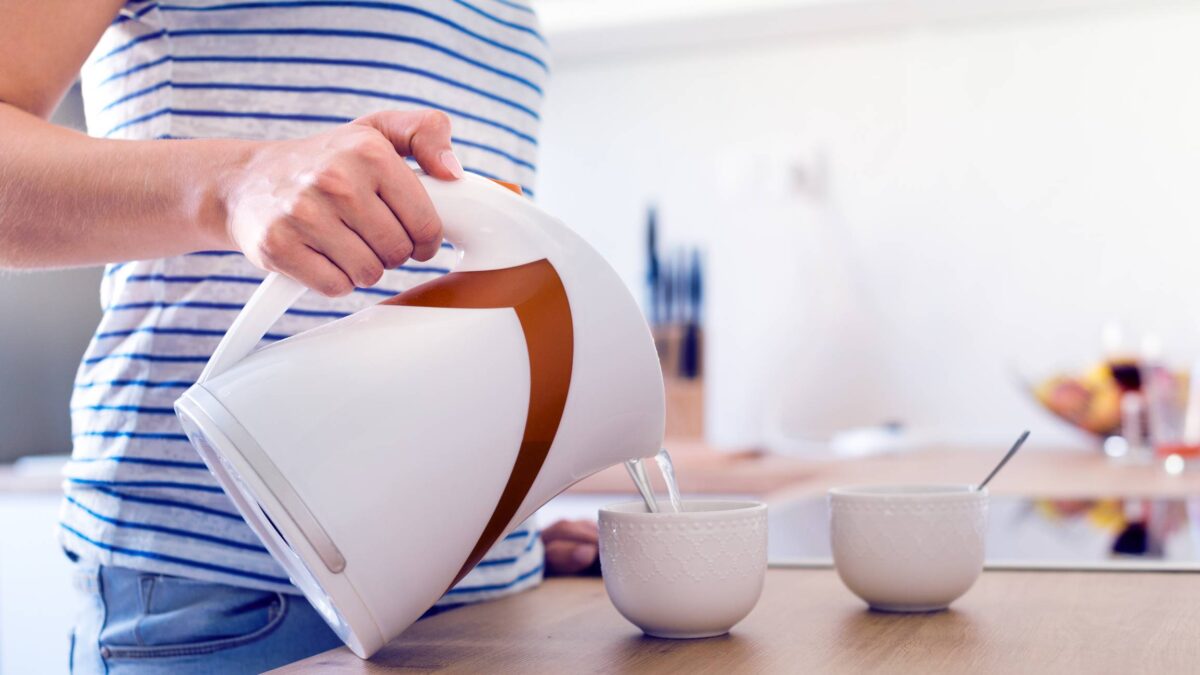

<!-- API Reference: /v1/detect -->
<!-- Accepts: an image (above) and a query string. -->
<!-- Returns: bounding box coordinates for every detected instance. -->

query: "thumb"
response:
[355,110,463,180]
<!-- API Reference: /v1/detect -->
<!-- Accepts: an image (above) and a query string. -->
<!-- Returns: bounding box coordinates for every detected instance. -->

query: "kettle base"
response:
[176,386,384,658]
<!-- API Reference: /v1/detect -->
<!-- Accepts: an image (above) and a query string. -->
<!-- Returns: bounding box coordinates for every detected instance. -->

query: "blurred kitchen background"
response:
[5,0,1200,671]
[532,0,1200,455]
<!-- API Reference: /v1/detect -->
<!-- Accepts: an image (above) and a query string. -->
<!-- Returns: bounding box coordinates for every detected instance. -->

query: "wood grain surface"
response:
[275,444,1200,673]
[570,442,1200,500]
[273,568,1199,674]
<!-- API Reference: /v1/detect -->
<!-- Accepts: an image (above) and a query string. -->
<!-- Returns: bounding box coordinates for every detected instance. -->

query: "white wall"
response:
[534,3,1200,449]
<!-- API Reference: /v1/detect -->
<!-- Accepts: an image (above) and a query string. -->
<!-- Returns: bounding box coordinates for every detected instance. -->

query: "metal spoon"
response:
[624,459,659,513]
[977,430,1030,491]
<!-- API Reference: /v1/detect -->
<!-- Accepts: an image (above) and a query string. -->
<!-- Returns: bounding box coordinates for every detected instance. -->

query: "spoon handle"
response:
[978,430,1030,491]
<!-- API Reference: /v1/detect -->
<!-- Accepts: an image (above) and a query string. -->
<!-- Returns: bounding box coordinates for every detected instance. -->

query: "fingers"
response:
[340,193,415,270]
[542,520,601,576]
[276,245,355,298]
[355,109,463,181]
[350,112,454,260]
[276,176,389,290]
[541,519,599,546]
[374,159,444,261]
[311,221,386,289]
[544,540,598,577]
[311,129,436,266]
[230,110,460,295]
[264,193,386,294]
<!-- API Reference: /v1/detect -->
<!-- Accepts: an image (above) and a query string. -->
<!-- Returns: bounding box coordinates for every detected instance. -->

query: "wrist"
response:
[191,138,262,251]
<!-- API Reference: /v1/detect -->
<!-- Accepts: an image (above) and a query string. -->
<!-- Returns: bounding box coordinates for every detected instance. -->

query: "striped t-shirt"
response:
[60,0,549,604]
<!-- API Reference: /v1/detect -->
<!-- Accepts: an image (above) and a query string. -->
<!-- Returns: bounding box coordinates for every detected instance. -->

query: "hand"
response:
[223,110,464,297]
[542,519,600,576]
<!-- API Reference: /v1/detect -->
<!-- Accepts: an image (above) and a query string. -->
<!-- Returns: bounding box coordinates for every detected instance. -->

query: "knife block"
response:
[655,323,705,440]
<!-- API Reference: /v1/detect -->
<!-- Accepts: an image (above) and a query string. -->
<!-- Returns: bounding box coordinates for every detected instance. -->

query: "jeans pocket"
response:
[100,572,289,660]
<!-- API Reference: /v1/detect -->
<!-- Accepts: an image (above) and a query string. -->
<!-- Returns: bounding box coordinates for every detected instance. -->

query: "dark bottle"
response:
[1108,360,1143,392]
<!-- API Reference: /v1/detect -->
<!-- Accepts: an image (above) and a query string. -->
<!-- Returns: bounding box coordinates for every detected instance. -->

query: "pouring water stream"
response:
[624,459,659,513]
[654,448,683,513]
[629,431,1023,514]
[625,448,683,514]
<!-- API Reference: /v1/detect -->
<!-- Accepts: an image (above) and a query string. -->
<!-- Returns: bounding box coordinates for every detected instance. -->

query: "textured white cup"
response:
[829,485,988,612]
[599,500,767,638]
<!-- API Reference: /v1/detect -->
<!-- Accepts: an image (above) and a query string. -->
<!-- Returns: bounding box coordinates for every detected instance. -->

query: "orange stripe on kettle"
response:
[382,258,572,586]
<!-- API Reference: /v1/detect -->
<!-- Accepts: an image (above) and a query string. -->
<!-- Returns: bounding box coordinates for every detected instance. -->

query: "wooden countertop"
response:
[274,568,1200,674]
[280,443,1200,673]
[570,441,1200,500]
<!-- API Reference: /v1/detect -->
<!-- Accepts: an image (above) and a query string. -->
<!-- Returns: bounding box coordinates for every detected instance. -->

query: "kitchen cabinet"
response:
[0,470,74,674]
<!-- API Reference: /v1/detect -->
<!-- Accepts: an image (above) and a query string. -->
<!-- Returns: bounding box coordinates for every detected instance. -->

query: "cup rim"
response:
[599,499,766,519]
[828,484,986,500]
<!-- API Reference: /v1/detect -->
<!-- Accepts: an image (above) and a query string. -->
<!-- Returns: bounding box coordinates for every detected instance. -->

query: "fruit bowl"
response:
[1027,361,1190,439]
[1028,363,1122,437]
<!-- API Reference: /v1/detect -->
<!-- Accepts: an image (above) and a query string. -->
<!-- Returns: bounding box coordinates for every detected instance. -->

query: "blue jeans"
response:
[70,564,344,674]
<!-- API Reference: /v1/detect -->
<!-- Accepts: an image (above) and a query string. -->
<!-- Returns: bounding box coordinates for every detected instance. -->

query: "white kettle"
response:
[174,173,665,658]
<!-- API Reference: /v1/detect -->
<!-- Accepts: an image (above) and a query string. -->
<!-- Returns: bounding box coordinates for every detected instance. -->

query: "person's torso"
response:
[62,0,548,599]
[83,0,544,192]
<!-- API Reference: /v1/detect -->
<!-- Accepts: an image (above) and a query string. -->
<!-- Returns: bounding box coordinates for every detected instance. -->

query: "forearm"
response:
[0,103,258,269]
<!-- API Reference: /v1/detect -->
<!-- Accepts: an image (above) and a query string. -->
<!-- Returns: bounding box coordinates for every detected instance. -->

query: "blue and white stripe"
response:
[63,0,547,600]
[87,0,543,193]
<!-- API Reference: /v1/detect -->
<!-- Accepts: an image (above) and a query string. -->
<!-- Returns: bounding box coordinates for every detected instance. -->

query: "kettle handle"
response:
[197,172,537,384]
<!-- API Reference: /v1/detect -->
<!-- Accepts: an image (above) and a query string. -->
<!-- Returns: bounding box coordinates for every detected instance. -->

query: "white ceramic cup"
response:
[599,500,767,638]
[829,484,988,612]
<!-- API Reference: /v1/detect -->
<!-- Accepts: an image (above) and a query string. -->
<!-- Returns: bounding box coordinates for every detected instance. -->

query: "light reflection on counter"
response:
[768,495,1200,570]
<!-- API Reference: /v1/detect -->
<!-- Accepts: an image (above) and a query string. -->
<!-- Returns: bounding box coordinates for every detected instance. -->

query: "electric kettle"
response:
[174,173,665,658]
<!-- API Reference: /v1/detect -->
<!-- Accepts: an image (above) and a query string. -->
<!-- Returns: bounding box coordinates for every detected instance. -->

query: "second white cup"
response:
[829,484,988,612]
